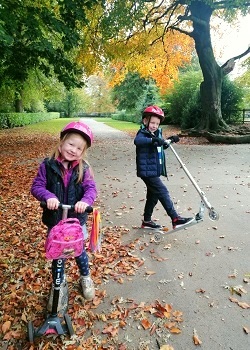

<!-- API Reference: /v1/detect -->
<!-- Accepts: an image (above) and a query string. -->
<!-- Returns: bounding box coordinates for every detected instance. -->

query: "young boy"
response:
[134,105,194,230]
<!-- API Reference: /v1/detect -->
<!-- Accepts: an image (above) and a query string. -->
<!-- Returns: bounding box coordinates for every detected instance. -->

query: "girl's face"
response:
[145,116,161,133]
[59,133,87,161]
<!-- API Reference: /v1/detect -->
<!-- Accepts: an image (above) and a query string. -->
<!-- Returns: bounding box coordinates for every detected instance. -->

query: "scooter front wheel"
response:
[209,208,219,221]
[27,321,35,343]
[64,314,74,337]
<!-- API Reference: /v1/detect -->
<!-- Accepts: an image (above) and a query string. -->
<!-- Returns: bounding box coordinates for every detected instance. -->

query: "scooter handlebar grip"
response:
[85,206,93,213]
[167,135,180,143]
[164,139,171,146]
[40,201,47,208]
[40,202,93,213]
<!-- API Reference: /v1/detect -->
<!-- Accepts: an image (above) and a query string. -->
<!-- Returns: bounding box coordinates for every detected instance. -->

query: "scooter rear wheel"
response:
[27,321,35,343]
[154,232,162,244]
[64,314,74,337]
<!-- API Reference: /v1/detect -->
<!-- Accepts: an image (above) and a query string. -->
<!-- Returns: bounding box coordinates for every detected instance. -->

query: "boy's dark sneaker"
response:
[172,216,195,229]
[141,220,162,229]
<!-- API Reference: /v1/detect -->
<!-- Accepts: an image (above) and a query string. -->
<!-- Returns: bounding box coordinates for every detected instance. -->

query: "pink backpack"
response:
[45,218,83,260]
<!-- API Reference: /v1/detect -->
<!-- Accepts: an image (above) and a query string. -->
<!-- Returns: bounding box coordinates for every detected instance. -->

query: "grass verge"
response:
[23,117,139,134]
[93,117,139,131]
[24,118,78,134]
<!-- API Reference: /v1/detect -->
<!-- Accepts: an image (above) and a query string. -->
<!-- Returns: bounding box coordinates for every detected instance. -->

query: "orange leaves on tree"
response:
[108,27,194,93]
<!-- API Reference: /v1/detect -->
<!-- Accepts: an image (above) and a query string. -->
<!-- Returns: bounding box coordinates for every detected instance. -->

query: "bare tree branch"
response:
[169,25,193,38]
[222,46,250,75]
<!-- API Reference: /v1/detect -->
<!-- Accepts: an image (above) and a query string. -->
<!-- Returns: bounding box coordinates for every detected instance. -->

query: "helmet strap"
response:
[142,116,151,128]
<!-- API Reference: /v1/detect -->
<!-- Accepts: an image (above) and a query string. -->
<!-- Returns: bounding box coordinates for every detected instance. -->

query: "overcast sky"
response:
[212,14,250,77]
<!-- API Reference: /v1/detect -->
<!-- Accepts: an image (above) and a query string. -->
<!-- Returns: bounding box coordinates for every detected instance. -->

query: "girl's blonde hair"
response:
[50,132,90,183]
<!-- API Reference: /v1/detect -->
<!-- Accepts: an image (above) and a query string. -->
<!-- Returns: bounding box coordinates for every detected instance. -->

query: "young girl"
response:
[134,105,194,230]
[31,121,97,315]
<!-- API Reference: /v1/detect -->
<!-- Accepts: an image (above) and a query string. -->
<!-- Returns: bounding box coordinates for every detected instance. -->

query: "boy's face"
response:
[143,115,160,133]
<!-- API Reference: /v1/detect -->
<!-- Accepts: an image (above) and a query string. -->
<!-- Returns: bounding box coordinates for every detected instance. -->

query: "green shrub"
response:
[111,110,139,124]
[0,112,59,129]
[164,71,244,127]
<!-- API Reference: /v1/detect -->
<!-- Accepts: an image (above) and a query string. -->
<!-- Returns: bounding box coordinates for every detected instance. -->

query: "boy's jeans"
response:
[141,176,178,221]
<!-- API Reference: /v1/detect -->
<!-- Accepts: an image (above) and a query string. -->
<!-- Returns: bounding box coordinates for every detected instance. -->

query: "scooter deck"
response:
[141,217,202,234]
[158,217,203,235]
[156,218,203,243]
[35,315,67,336]
[141,218,203,243]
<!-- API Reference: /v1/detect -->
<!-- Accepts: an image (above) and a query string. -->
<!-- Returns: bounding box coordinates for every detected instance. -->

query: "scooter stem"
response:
[169,144,212,210]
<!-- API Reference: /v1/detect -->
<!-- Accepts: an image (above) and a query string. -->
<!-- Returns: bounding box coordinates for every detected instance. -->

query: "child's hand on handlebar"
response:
[75,201,89,213]
[167,135,180,143]
[47,198,60,210]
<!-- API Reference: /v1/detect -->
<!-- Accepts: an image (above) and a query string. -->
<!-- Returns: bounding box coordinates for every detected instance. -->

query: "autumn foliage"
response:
[107,29,194,93]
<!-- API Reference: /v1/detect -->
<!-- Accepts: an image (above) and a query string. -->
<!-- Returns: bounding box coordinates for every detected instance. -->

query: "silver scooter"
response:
[153,139,219,243]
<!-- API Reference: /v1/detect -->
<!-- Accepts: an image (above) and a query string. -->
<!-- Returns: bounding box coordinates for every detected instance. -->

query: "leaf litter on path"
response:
[0,129,185,349]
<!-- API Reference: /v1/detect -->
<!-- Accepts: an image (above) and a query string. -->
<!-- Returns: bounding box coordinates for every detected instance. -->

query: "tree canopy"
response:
[85,0,250,132]
[1,0,250,134]
[0,0,99,111]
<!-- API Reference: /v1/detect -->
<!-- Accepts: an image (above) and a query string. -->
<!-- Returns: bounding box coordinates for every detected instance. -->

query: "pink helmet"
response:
[143,105,165,122]
[60,121,93,147]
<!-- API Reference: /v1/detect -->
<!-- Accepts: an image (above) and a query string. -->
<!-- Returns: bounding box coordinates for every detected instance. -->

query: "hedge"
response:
[0,112,60,129]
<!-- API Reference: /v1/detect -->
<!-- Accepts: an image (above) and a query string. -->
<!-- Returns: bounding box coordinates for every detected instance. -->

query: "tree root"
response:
[204,132,250,144]
[181,124,250,144]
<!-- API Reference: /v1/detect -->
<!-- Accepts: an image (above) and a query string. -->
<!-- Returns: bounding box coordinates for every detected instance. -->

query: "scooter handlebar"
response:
[164,135,180,146]
[164,139,171,146]
[40,201,93,213]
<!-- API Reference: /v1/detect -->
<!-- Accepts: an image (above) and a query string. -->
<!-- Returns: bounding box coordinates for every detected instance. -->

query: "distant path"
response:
[80,118,128,139]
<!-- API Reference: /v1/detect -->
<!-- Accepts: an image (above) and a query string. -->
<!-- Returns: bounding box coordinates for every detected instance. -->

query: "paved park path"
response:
[85,118,250,350]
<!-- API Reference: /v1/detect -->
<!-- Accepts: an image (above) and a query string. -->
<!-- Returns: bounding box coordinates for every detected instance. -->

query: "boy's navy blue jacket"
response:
[134,125,167,178]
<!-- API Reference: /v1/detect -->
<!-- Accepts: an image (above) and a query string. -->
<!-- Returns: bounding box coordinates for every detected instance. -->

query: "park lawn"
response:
[93,117,139,131]
[25,118,78,134]
[24,117,139,134]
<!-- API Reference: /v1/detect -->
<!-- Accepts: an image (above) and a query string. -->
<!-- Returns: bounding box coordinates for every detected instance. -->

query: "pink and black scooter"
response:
[27,203,93,342]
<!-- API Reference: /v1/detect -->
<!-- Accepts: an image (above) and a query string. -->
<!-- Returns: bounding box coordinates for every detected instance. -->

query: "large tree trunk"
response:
[14,89,24,112]
[190,1,228,132]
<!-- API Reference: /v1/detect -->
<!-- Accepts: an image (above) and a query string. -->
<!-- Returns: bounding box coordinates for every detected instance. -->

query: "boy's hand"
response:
[152,137,165,146]
[167,135,180,143]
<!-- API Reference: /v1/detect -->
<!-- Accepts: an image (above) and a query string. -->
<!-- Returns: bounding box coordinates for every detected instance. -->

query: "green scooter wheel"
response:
[27,321,34,343]
[64,314,74,337]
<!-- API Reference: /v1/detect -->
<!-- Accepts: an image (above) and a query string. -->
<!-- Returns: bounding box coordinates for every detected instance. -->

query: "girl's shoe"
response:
[47,277,68,317]
[141,220,162,229]
[80,275,95,300]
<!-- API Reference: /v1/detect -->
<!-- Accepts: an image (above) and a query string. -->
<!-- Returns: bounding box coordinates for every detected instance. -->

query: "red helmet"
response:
[60,121,93,147]
[143,105,165,122]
